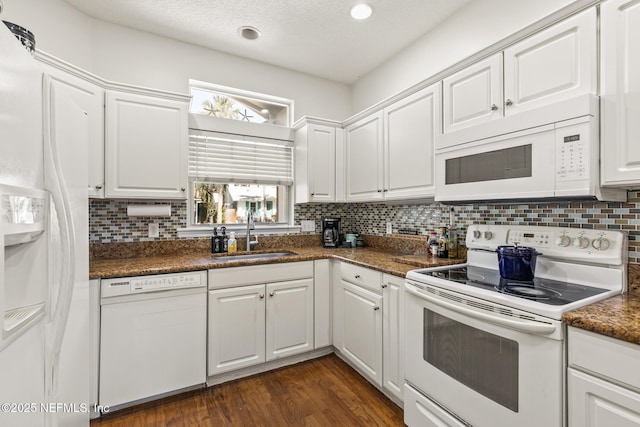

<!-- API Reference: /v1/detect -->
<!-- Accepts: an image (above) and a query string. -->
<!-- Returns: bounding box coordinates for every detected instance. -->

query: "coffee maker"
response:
[322,217,341,248]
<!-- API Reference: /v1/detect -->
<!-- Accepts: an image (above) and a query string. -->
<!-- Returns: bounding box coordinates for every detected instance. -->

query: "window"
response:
[192,183,287,225]
[189,130,293,226]
[189,80,293,126]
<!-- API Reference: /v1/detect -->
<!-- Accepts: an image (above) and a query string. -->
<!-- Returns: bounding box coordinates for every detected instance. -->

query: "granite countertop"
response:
[91,241,640,346]
[89,246,464,281]
[562,292,640,346]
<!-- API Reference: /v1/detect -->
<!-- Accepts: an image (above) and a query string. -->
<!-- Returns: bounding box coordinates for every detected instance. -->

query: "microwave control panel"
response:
[556,123,590,182]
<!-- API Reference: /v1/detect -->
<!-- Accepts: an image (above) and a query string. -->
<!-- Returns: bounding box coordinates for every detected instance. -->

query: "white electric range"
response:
[404,224,627,427]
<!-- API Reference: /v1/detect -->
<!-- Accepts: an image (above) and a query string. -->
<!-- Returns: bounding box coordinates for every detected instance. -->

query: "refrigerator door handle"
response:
[42,76,77,413]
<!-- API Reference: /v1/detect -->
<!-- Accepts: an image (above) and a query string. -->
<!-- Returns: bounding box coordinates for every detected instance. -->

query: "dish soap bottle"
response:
[227,232,237,253]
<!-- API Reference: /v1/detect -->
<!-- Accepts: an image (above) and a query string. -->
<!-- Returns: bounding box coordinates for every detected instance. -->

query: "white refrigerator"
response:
[0,21,89,427]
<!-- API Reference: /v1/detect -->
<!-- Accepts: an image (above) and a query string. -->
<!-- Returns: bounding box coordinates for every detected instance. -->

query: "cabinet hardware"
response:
[269,291,274,297]
[355,275,361,279]
[311,193,315,196]
[259,294,264,299]
[381,284,387,288]
[181,187,186,192]
[377,189,382,193]
[383,189,388,192]
[95,184,103,190]
[505,99,513,106]
[373,306,380,311]
[491,104,498,111]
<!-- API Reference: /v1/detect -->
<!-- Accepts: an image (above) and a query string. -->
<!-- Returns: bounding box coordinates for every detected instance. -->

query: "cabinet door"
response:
[382,274,404,402]
[345,111,384,201]
[601,0,640,186]
[42,65,104,198]
[105,90,188,199]
[384,83,440,200]
[308,124,336,202]
[266,278,314,361]
[208,285,265,375]
[339,280,383,386]
[568,369,640,427]
[443,53,502,134]
[504,8,596,117]
[314,259,331,349]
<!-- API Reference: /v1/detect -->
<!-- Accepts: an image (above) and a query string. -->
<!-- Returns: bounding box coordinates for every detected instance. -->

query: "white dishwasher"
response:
[99,270,207,410]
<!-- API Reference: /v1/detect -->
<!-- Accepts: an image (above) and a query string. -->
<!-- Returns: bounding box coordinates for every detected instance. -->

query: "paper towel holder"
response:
[126,203,172,217]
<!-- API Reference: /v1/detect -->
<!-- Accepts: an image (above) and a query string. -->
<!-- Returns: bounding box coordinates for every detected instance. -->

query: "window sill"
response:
[177,224,301,239]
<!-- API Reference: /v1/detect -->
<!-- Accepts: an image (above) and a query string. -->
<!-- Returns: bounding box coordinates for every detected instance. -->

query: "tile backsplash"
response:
[90,191,640,263]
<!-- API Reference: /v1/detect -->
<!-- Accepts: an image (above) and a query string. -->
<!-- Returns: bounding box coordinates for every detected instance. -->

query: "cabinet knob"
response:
[355,275,361,279]
[181,187,186,192]
[377,189,382,193]
[311,193,315,196]
[490,104,498,111]
[383,189,388,192]
[259,294,265,299]
[373,306,380,311]
[505,99,513,106]
[94,184,103,190]
[269,291,275,297]
[381,283,387,288]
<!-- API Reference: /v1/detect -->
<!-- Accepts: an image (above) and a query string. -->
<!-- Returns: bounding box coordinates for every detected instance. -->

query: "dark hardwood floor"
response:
[91,354,405,427]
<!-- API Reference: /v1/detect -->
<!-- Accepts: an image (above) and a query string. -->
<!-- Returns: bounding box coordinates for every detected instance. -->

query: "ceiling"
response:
[61,0,473,84]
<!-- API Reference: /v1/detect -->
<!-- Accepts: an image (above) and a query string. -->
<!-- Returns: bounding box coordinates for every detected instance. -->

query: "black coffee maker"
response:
[322,218,341,248]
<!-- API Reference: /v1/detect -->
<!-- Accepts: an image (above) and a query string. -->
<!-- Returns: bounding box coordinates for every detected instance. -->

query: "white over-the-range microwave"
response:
[434,96,627,203]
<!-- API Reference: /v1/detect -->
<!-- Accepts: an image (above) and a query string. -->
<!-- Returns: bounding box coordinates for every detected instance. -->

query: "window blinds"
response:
[188,129,293,185]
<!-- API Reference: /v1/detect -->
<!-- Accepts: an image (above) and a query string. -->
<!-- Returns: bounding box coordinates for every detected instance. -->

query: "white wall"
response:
[1,0,94,70]
[351,0,589,113]
[1,0,352,121]
[91,21,351,121]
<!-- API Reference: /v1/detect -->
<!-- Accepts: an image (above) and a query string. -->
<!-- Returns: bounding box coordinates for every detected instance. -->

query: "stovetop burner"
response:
[495,279,562,300]
[419,265,608,306]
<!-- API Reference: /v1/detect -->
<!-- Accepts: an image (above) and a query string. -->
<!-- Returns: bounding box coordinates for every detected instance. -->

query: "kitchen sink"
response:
[210,251,298,263]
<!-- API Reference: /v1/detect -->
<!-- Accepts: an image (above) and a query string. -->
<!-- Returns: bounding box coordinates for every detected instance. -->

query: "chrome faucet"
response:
[246,211,258,251]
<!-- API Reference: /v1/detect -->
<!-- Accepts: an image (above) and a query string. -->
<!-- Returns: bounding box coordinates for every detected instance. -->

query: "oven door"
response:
[404,280,564,427]
[434,125,555,202]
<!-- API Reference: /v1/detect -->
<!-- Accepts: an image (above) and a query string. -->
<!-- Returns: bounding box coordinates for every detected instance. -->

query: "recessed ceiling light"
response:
[350,3,374,20]
[238,26,261,40]
[261,108,269,114]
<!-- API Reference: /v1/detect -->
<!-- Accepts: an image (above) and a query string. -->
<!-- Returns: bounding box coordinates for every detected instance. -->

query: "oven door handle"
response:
[406,286,557,336]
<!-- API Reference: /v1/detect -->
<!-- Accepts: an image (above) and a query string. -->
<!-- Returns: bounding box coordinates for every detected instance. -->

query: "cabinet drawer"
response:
[340,262,382,294]
[208,261,313,289]
[568,327,640,390]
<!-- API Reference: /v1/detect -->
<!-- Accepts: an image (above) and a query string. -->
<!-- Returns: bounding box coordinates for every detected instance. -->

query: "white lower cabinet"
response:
[333,263,383,387]
[208,262,314,376]
[382,274,404,401]
[208,284,266,375]
[339,280,383,386]
[568,327,640,426]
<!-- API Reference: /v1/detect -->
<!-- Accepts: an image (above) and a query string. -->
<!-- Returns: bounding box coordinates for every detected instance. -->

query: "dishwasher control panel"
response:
[101,271,207,298]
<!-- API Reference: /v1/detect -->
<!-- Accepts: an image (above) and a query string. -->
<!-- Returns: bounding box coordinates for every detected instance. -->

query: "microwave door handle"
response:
[406,286,556,336]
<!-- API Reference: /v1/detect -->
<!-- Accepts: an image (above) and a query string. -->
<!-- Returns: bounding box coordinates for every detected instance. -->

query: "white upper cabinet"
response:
[345,111,384,201]
[601,0,640,187]
[346,83,440,202]
[38,56,105,198]
[384,83,440,200]
[294,118,344,203]
[105,88,189,199]
[443,53,502,134]
[503,8,596,116]
[442,8,595,141]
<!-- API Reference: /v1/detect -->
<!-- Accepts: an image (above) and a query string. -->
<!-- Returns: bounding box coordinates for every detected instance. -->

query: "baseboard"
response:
[206,347,334,386]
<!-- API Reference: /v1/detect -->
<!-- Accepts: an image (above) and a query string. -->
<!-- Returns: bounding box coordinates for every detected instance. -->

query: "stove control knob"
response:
[473,230,481,239]
[484,231,493,240]
[555,235,571,247]
[592,237,611,251]
[573,236,590,249]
